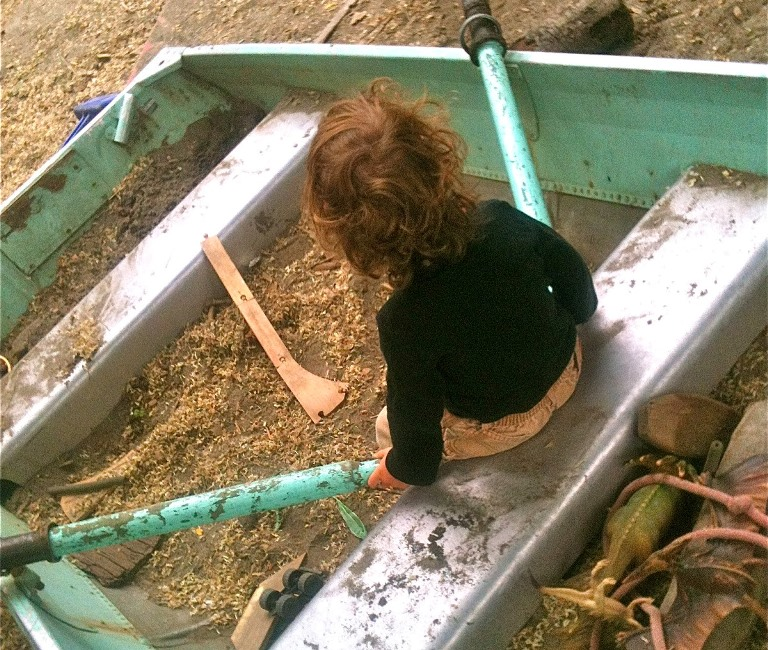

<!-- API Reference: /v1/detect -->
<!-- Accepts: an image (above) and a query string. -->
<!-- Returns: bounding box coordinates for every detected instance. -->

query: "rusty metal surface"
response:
[270,166,767,650]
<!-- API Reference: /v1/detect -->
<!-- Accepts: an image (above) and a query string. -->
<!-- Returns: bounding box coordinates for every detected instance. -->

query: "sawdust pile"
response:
[12,223,399,626]
[1,0,164,202]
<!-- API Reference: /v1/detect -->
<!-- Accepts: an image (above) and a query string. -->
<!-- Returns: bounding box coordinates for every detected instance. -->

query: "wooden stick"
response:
[202,237,292,369]
[314,0,357,43]
[61,449,139,521]
[47,475,127,497]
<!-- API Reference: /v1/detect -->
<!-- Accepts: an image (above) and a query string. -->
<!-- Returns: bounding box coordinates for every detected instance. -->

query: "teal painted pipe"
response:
[476,41,551,226]
[0,460,377,570]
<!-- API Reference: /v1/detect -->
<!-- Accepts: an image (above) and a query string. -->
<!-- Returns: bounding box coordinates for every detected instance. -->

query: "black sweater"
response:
[376,200,598,485]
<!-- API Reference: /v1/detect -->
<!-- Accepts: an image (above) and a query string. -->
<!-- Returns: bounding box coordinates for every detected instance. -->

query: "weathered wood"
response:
[231,553,306,650]
[637,393,740,458]
[314,0,357,43]
[510,0,634,54]
[71,536,161,587]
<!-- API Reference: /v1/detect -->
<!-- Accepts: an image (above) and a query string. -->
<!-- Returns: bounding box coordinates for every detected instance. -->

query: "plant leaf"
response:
[334,497,367,539]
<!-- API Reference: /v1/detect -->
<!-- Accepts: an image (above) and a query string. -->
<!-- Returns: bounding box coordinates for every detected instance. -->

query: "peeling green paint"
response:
[43,459,377,561]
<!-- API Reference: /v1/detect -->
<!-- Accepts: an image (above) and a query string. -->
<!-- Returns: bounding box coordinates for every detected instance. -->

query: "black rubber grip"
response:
[0,530,56,573]
[460,1,507,65]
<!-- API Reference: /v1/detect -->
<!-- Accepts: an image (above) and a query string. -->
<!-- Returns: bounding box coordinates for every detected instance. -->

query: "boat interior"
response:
[1,44,766,649]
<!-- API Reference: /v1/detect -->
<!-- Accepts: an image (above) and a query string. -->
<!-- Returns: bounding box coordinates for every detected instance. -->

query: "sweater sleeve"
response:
[532,219,598,324]
[377,310,446,486]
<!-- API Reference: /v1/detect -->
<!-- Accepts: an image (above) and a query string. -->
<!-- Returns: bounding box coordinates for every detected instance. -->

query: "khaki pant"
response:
[376,338,582,461]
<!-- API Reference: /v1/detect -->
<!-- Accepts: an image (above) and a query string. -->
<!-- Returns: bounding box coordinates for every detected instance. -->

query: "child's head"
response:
[303,79,479,288]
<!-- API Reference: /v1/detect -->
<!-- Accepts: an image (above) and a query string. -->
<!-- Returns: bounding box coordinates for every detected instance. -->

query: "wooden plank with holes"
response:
[201,235,346,423]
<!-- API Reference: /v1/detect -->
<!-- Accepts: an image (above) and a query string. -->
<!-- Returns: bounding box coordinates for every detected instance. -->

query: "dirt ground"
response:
[1,1,767,649]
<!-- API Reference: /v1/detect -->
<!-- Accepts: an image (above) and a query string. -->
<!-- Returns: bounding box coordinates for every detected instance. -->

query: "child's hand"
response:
[368,448,410,490]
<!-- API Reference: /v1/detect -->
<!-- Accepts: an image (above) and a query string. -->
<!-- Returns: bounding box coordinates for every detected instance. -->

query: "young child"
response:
[303,79,597,490]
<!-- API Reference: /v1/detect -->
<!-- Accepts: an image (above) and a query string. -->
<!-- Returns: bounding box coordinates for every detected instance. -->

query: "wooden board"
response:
[71,536,161,587]
[201,235,347,423]
[637,393,740,458]
[231,553,306,650]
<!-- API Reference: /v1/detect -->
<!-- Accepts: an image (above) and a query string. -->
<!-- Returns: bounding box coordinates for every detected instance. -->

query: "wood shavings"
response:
[2,0,766,647]
[2,111,260,366]
[62,314,102,364]
[9,221,396,627]
[1,0,164,203]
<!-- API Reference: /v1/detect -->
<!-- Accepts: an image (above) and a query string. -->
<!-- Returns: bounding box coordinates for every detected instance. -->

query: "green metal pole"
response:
[476,40,551,226]
[1,460,377,570]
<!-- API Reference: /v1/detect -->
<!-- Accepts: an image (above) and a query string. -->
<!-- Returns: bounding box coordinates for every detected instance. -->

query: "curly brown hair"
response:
[303,79,480,289]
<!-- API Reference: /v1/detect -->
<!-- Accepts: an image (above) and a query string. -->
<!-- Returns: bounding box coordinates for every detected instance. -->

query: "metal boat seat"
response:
[0,93,333,485]
[270,166,767,650]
